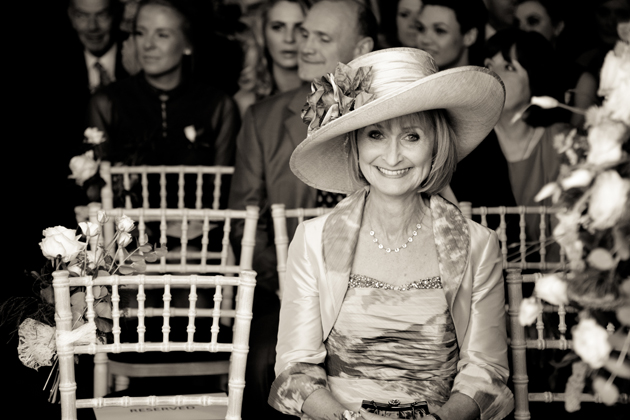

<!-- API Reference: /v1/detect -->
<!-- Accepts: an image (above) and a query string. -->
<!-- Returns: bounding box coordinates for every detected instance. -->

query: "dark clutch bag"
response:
[361,399,430,419]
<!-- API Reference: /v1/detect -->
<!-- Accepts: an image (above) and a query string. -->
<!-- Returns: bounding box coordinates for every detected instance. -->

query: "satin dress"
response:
[324,274,458,413]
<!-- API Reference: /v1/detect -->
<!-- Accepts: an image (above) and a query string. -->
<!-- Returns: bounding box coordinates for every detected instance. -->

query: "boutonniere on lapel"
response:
[184,125,197,143]
[184,125,206,147]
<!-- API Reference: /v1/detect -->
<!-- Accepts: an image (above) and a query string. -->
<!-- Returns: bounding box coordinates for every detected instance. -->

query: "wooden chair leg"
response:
[93,353,109,397]
[507,268,530,420]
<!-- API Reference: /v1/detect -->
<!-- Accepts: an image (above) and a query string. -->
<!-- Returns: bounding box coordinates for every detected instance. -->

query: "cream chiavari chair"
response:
[97,161,234,242]
[89,205,258,275]
[87,205,258,397]
[271,204,332,298]
[459,202,565,271]
[506,269,629,419]
[53,270,256,420]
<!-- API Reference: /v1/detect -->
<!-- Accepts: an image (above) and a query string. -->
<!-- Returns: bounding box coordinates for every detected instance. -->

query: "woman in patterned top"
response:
[268,48,514,420]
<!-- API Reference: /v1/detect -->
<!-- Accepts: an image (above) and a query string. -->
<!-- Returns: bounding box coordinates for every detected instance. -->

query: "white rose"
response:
[78,222,100,237]
[586,120,626,166]
[116,215,136,233]
[572,318,611,369]
[530,96,559,109]
[604,79,630,125]
[592,376,619,406]
[97,210,109,224]
[588,171,630,230]
[83,127,106,145]
[598,47,630,98]
[184,125,196,143]
[40,226,86,263]
[534,182,561,202]
[69,150,99,186]
[553,210,585,270]
[117,232,133,248]
[586,248,616,271]
[535,274,569,306]
[560,169,594,190]
[519,297,542,326]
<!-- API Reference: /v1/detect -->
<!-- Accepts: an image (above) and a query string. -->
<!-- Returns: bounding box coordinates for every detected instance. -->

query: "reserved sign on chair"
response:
[93,393,228,420]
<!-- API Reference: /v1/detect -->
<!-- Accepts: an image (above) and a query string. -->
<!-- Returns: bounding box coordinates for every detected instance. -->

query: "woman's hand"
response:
[358,409,387,420]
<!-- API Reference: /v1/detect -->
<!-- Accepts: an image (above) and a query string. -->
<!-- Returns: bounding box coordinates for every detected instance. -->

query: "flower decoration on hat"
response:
[301,62,376,131]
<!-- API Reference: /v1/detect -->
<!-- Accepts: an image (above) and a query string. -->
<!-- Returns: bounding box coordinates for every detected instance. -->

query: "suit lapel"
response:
[284,84,311,149]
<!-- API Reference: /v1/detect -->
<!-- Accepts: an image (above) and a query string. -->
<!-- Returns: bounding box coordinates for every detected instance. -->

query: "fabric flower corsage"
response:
[301,62,375,131]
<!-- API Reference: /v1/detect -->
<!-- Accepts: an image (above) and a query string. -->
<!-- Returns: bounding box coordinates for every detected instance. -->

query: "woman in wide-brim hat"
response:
[268,48,514,420]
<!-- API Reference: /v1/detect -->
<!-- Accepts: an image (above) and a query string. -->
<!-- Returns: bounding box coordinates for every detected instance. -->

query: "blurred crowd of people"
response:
[9,0,630,418]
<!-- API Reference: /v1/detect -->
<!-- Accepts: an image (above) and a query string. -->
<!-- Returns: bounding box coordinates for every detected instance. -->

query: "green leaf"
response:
[154,245,168,257]
[96,270,110,278]
[70,292,86,310]
[139,244,153,253]
[95,300,112,319]
[72,309,83,326]
[94,317,112,333]
[130,255,145,262]
[144,253,158,263]
[40,286,55,304]
[118,265,135,275]
[91,286,107,299]
[132,260,147,273]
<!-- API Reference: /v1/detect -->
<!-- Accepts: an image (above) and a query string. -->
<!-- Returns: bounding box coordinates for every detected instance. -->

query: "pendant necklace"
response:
[369,209,427,254]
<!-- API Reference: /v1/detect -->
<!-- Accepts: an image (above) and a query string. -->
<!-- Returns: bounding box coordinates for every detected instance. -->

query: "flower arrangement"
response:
[301,62,375,131]
[0,213,166,403]
[519,23,630,411]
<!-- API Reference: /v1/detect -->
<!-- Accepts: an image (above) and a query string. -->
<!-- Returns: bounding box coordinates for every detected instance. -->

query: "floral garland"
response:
[301,62,376,131]
[519,23,630,410]
[1,213,166,403]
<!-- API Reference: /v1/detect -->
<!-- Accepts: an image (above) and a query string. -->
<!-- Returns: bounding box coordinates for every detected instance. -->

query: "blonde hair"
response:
[347,110,457,195]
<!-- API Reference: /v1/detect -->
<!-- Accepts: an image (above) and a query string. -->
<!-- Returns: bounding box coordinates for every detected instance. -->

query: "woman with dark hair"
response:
[415,0,487,69]
[234,0,310,116]
[515,0,566,44]
[377,0,422,48]
[87,0,240,208]
[451,28,568,260]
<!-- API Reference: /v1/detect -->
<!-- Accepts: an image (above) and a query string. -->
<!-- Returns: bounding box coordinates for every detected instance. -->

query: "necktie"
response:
[316,189,346,208]
[94,61,111,88]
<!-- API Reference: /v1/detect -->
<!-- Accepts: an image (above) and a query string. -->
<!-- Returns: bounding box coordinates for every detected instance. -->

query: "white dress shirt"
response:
[84,44,118,90]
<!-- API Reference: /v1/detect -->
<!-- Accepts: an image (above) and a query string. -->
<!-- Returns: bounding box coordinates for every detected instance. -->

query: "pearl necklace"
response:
[369,211,426,253]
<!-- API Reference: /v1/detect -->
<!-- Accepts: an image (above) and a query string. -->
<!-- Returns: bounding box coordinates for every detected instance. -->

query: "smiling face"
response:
[265,1,305,69]
[485,45,531,112]
[68,0,113,55]
[134,4,190,79]
[515,1,558,41]
[396,0,422,47]
[415,5,469,69]
[357,113,435,198]
[297,1,360,81]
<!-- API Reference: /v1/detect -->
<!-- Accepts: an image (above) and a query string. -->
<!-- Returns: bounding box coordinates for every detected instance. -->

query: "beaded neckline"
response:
[349,273,442,291]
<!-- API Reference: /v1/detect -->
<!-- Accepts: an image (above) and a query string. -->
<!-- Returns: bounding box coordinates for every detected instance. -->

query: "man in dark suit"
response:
[67,0,129,93]
[63,0,129,146]
[229,0,377,298]
[227,1,377,418]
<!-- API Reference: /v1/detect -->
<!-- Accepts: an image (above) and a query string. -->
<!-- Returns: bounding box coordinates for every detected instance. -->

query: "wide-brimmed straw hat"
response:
[290,47,505,194]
